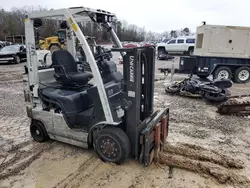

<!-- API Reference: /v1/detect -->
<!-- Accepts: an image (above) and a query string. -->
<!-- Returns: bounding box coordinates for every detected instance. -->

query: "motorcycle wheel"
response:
[165,84,181,94]
[203,89,229,103]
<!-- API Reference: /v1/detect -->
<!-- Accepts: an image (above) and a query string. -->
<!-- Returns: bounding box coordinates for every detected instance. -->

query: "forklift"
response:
[23,7,169,165]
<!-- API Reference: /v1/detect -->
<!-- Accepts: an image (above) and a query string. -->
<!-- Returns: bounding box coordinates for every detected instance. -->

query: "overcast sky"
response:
[1,0,250,33]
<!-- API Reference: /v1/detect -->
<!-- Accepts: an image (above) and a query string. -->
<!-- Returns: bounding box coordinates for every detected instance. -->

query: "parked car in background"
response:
[0,44,26,64]
[142,41,156,47]
[0,42,4,50]
[123,42,139,48]
[156,36,195,58]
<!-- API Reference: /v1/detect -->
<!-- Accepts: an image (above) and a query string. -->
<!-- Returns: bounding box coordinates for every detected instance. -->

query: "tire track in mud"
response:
[164,143,244,169]
[55,158,123,188]
[53,155,98,188]
[0,142,55,179]
[54,158,144,188]
[158,143,250,187]
[0,114,55,180]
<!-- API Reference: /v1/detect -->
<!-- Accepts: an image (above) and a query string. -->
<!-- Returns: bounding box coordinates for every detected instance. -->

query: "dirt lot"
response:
[1,57,250,188]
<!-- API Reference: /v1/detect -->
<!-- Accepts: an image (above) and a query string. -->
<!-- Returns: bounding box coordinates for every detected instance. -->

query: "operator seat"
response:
[51,50,93,86]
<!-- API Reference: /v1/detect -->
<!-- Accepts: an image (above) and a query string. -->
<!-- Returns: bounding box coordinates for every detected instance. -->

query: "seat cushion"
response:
[67,72,93,85]
[213,79,232,88]
[41,88,93,114]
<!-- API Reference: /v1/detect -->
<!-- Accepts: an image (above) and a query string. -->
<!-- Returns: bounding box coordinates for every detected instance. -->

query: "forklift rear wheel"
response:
[30,121,49,142]
[95,127,130,164]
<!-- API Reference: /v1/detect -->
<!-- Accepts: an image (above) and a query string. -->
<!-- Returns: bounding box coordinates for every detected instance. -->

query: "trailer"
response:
[180,24,250,83]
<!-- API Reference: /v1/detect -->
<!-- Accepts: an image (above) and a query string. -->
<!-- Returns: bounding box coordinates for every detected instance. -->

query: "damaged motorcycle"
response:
[165,78,232,103]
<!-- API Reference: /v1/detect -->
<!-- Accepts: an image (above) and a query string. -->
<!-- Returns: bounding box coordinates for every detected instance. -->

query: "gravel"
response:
[0,62,26,117]
[0,82,26,117]
[1,56,250,187]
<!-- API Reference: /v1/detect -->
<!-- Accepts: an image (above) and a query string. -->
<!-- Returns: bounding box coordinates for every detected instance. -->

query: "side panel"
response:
[32,108,88,148]
[246,32,250,56]
[32,108,55,134]
[180,56,250,76]
[194,25,250,58]
[228,29,248,54]
[175,39,185,52]
[195,56,250,75]
[52,113,88,145]
[208,28,229,53]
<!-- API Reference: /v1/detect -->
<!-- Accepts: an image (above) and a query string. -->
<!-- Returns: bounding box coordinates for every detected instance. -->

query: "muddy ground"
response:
[1,57,250,188]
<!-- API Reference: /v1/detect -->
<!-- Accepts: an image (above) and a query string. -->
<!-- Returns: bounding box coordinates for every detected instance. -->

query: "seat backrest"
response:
[52,50,77,73]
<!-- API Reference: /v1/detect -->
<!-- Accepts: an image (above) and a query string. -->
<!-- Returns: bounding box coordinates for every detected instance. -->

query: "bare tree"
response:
[0,6,193,43]
[182,27,191,36]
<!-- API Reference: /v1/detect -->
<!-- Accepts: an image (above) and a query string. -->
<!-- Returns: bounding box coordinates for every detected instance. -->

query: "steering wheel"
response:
[94,53,112,61]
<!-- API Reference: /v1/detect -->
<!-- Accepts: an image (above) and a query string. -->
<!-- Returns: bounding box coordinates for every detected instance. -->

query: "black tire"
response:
[203,89,229,103]
[188,47,194,55]
[157,47,167,58]
[213,66,232,80]
[234,66,250,83]
[165,83,181,94]
[30,120,50,142]
[14,56,21,64]
[95,127,130,164]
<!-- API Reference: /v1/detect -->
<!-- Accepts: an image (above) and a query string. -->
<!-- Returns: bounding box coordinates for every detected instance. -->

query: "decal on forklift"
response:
[72,23,78,32]
[68,18,73,24]
[128,91,135,98]
[129,56,134,82]
[24,15,28,23]
[27,42,34,68]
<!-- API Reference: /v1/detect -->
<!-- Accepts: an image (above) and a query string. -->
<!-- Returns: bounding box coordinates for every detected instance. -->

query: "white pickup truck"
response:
[156,36,196,58]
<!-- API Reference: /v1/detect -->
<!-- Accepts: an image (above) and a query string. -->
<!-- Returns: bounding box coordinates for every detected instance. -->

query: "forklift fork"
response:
[140,109,169,166]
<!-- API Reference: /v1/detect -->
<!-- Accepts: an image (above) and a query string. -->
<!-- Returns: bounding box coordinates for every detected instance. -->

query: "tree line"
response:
[0,6,194,43]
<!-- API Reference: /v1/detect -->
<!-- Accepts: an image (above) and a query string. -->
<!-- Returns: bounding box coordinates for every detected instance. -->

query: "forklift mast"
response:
[113,47,169,165]
[124,47,155,156]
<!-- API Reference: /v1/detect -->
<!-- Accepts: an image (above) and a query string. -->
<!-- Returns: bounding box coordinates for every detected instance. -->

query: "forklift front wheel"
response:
[95,127,130,164]
[30,121,50,142]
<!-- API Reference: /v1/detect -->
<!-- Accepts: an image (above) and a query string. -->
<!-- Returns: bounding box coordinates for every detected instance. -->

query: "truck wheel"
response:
[234,67,250,83]
[95,127,130,164]
[157,48,167,59]
[30,120,50,142]
[188,47,194,55]
[14,56,21,64]
[213,66,232,80]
